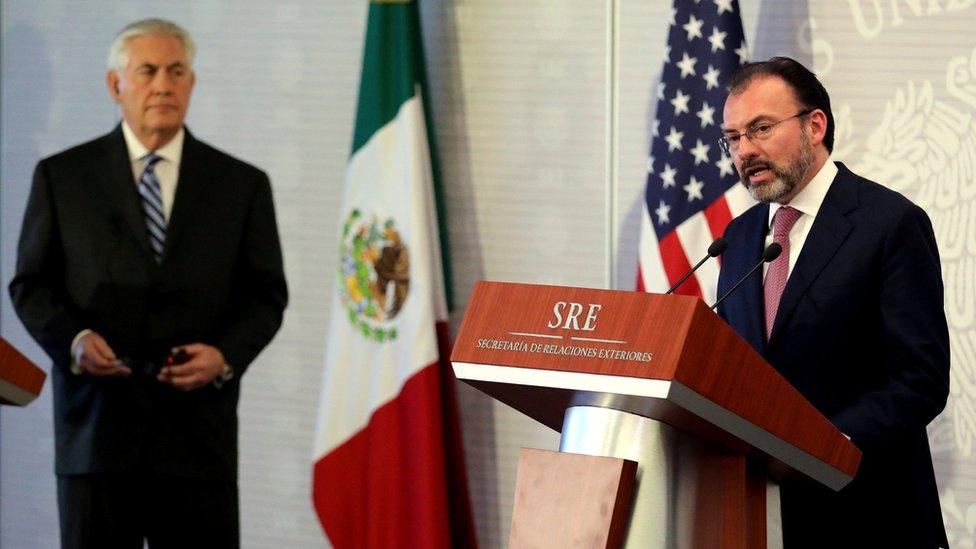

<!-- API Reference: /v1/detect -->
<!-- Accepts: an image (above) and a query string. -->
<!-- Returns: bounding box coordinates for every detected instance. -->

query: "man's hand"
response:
[157,343,225,391]
[73,332,131,377]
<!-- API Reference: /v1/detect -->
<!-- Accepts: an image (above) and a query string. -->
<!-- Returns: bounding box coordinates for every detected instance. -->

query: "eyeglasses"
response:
[718,108,813,156]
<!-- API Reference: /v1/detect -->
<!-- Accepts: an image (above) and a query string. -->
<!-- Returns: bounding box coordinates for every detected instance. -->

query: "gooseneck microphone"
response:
[666,237,728,295]
[710,242,782,310]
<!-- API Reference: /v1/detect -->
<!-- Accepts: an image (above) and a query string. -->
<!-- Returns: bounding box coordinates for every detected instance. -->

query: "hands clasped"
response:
[73,332,225,390]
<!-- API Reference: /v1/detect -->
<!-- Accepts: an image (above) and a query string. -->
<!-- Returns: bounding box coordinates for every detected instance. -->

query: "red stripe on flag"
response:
[659,231,702,297]
[313,365,449,547]
[312,323,476,549]
[703,196,734,267]
[703,195,733,240]
[636,264,646,292]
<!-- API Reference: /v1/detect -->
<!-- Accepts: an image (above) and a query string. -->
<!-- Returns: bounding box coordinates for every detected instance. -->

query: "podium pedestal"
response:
[560,406,770,548]
[509,447,637,548]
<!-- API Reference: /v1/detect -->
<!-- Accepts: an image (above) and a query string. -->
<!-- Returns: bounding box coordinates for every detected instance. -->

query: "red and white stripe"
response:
[638,184,754,302]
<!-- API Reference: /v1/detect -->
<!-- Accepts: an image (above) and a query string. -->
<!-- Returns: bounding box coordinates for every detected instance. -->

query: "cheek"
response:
[765,140,794,162]
[123,88,148,105]
[122,93,142,110]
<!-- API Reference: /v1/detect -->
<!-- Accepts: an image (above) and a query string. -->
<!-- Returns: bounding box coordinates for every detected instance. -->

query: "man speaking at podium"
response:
[716,57,949,547]
[8,18,287,548]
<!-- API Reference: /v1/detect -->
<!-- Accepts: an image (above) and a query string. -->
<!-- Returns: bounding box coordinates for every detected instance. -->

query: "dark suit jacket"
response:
[9,125,288,482]
[717,163,949,547]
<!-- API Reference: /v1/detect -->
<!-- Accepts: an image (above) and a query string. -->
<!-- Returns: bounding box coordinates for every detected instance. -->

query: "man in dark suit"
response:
[716,57,949,547]
[8,18,287,548]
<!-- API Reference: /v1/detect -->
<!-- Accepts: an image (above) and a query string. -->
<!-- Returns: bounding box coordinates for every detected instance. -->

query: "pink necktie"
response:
[764,206,802,339]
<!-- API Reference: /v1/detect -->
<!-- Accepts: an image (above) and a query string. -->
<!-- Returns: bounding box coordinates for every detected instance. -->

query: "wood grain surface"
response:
[0,337,46,406]
[452,281,861,480]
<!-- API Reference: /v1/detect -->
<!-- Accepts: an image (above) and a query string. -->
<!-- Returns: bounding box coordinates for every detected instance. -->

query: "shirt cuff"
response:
[212,363,234,389]
[69,329,94,375]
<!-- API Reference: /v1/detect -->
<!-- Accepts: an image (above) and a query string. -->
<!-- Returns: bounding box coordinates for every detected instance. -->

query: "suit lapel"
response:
[738,204,771,354]
[769,164,858,344]
[101,125,154,256]
[163,129,207,261]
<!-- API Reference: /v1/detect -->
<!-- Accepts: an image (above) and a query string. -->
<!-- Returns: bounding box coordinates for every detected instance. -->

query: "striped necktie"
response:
[764,206,802,340]
[138,153,166,263]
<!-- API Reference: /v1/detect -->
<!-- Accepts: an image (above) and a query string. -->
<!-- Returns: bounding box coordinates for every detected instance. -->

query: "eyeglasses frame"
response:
[718,108,815,156]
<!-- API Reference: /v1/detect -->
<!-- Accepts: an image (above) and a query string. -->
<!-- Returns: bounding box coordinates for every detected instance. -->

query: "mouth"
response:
[742,162,773,183]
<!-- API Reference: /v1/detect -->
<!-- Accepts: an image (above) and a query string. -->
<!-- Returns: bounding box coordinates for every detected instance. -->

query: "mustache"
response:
[741,158,770,170]
[740,158,774,177]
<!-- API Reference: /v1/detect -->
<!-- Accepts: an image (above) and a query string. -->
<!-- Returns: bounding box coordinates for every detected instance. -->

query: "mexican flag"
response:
[311,1,476,547]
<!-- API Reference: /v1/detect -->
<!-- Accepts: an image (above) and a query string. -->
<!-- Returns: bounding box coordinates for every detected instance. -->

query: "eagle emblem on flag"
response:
[338,209,410,342]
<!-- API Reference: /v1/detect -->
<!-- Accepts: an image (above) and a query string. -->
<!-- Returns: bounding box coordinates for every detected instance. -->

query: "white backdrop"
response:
[1,1,974,547]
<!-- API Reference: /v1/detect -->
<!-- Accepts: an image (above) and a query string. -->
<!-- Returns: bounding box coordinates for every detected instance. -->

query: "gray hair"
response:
[107,18,195,75]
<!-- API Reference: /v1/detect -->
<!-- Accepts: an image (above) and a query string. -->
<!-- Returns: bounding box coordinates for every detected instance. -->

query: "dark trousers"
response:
[57,472,239,549]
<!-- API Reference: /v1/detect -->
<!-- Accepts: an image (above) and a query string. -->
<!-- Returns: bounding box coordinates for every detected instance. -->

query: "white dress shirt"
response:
[121,122,184,220]
[763,159,838,279]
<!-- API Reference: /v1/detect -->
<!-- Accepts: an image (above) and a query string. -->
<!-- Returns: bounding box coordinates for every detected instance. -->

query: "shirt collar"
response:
[768,158,838,228]
[121,121,185,167]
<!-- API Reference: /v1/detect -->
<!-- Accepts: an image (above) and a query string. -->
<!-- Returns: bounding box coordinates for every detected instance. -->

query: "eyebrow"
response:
[722,113,778,133]
[135,61,188,71]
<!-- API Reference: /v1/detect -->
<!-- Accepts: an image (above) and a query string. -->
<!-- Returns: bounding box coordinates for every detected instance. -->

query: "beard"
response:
[739,130,815,203]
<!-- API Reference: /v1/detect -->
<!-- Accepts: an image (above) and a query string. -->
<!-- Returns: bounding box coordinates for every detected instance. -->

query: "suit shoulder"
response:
[189,136,268,181]
[38,131,119,169]
[842,167,928,221]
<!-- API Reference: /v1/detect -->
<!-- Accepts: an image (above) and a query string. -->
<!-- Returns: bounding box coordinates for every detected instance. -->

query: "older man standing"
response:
[716,56,949,547]
[9,18,287,548]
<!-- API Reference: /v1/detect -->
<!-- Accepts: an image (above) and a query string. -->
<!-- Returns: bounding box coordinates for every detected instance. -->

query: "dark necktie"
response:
[139,153,166,263]
[764,206,802,339]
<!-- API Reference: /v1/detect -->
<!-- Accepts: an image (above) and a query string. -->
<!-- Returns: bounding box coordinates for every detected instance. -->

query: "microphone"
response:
[666,237,728,295]
[710,242,782,310]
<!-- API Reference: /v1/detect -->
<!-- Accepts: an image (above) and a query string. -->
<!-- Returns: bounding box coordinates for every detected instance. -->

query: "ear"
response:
[807,109,828,148]
[106,70,122,102]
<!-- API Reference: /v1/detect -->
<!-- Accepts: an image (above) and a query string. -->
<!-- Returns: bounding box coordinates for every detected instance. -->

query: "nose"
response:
[150,71,175,95]
[735,133,760,160]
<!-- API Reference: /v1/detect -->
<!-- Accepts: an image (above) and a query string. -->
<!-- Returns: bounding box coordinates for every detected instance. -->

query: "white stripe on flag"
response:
[638,204,669,293]
[675,211,720,303]
[725,183,757,218]
[313,92,443,458]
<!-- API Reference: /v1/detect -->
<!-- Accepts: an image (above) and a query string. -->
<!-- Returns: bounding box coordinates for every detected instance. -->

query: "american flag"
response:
[637,0,755,302]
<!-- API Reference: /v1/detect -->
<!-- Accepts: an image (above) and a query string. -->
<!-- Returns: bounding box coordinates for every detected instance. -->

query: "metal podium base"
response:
[559,405,782,548]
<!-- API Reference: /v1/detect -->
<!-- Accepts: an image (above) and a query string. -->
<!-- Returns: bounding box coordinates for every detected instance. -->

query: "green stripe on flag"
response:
[351,1,422,155]
[420,81,455,313]
[413,4,454,312]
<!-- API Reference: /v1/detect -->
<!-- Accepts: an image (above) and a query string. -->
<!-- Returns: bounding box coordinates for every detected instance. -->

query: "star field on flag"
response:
[637,0,754,302]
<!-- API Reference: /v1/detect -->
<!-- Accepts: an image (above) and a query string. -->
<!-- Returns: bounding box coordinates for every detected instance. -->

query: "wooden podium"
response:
[0,337,46,406]
[451,281,861,548]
